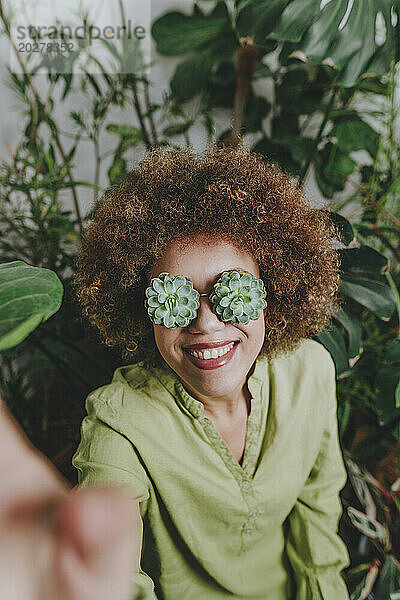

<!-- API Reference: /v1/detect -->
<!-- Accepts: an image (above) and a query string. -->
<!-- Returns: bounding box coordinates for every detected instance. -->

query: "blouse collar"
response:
[153,353,268,419]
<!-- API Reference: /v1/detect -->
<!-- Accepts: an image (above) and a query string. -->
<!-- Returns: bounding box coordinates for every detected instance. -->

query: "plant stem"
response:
[143,72,159,145]
[231,37,259,142]
[298,86,338,187]
[94,136,100,205]
[129,78,152,148]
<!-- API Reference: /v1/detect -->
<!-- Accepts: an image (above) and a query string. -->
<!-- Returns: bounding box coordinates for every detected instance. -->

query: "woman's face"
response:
[149,236,266,404]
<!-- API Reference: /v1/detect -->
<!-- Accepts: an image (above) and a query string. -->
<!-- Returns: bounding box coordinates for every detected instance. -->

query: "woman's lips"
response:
[183,342,239,370]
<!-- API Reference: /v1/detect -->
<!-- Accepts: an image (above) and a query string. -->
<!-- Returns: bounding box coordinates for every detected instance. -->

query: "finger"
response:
[54,486,139,600]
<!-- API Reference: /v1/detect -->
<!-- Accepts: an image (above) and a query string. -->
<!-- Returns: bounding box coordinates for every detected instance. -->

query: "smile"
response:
[183,341,239,370]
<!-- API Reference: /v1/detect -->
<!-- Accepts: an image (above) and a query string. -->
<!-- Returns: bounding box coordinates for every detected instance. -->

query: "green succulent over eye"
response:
[209,270,267,324]
[145,272,200,328]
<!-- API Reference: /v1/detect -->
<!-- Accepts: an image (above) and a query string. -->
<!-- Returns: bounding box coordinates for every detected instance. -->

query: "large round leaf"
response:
[0,261,64,352]
[152,4,231,56]
[340,246,389,276]
[331,118,380,158]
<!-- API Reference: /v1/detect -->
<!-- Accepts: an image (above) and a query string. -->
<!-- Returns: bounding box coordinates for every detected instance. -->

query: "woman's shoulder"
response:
[267,338,336,406]
[83,360,177,424]
[272,338,335,376]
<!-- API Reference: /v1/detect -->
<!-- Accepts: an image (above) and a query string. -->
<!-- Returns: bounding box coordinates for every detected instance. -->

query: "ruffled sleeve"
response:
[284,357,351,599]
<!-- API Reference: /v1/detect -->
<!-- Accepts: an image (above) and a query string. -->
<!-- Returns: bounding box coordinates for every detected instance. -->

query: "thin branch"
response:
[93,137,101,205]
[117,0,152,147]
[0,1,83,235]
[329,172,400,230]
[143,72,158,145]
[129,77,152,148]
[298,86,339,187]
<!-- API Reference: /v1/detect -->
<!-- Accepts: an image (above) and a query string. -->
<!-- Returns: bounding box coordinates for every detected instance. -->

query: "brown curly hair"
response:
[73,143,340,367]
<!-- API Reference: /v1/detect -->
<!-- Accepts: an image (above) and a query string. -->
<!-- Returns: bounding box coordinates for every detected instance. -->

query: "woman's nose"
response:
[186,296,225,334]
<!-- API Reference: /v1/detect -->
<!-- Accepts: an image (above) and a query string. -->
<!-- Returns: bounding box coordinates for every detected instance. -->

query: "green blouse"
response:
[72,338,351,600]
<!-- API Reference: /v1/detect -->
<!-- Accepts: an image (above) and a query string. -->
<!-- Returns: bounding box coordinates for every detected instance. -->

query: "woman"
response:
[72,143,351,599]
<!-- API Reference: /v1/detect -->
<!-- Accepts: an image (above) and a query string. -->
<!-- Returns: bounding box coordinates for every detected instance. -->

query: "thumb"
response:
[57,485,140,565]
[53,486,140,600]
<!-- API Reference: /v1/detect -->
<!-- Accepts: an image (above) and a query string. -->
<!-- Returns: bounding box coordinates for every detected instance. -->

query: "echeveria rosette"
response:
[145,272,200,328]
[209,270,267,325]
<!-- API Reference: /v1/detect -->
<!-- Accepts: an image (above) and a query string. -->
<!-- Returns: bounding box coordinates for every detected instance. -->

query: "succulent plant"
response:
[145,272,200,328]
[209,270,267,324]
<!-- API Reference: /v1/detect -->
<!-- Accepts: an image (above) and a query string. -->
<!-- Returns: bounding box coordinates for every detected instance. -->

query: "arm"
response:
[284,358,351,600]
[72,406,158,600]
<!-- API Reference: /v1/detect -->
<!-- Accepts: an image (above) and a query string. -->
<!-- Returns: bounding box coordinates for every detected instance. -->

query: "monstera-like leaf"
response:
[264,0,397,86]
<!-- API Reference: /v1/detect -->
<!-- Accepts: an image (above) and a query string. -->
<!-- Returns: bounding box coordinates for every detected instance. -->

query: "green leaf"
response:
[243,96,271,133]
[330,213,355,246]
[314,143,356,197]
[267,0,320,42]
[299,0,349,63]
[171,52,215,102]
[236,0,291,47]
[0,261,63,352]
[340,275,396,321]
[315,325,349,377]
[375,367,400,423]
[340,246,389,276]
[386,339,400,364]
[374,555,400,600]
[108,156,127,186]
[395,380,400,410]
[347,506,388,545]
[163,121,194,137]
[350,564,378,600]
[331,118,380,158]
[333,308,361,359]
[151,9,231,56]
[252,136,311,176]
[106,124,142,141]
[268,0,396,86]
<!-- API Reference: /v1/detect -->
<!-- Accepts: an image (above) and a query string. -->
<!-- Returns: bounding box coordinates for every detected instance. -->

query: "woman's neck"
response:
[180,379,252,420]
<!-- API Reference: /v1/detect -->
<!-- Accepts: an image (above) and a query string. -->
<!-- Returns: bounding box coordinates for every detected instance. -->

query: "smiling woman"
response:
[71,143,350,600]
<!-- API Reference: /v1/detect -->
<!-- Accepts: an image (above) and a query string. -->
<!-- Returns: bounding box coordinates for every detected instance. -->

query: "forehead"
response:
[149,236,260,286]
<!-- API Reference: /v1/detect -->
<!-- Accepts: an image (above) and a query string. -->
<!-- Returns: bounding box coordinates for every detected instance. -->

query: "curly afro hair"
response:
[73,143,340,368]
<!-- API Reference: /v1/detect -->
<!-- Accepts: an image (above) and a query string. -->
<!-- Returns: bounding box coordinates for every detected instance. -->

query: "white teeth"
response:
[187,342,235,360]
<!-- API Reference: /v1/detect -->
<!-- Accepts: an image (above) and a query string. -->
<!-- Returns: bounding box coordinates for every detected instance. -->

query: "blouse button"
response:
[241,480,250,490]
[244,528,253,534]
[250,511,258,519]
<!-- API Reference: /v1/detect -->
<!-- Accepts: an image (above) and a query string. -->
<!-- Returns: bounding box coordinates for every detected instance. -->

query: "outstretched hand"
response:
[0,398,139,600]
